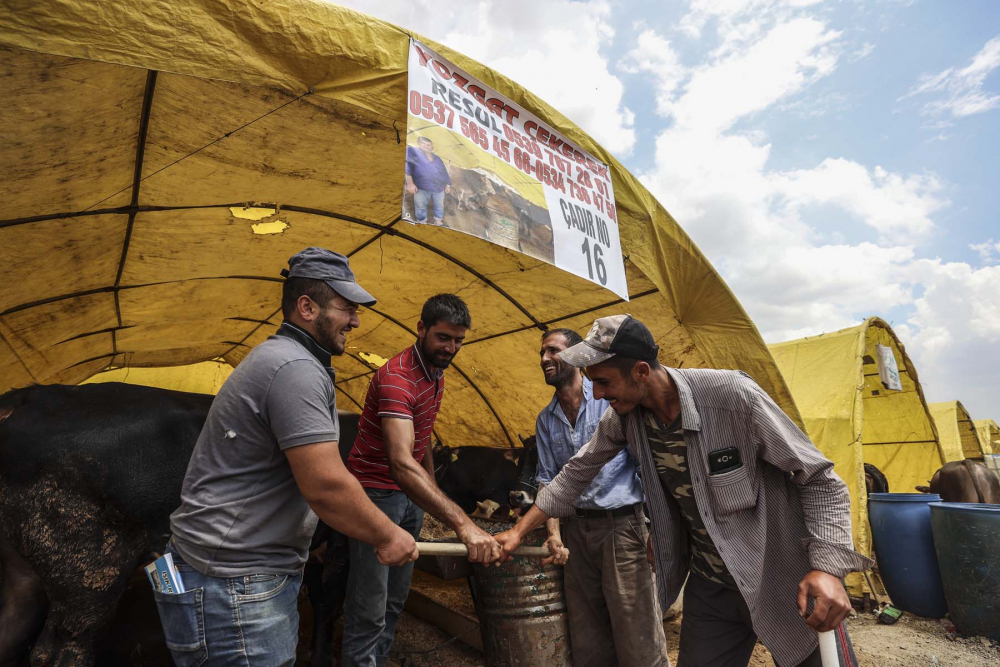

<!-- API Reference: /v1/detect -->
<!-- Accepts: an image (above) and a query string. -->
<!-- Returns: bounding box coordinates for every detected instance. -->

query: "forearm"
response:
[391,458,471,533]
[538,484,561,539]
[305,471,399,548]
[512,504,550,539]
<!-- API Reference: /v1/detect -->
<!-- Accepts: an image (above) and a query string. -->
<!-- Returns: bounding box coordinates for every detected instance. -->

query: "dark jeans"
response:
[678,573,857,667]
[341,488,424,667]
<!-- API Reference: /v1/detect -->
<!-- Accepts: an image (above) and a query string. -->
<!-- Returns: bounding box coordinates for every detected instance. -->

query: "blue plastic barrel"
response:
[929,502,1000,641]
[868,493,948,618]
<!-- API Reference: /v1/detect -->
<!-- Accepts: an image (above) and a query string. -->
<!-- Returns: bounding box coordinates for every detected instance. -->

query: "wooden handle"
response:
[416,542,551,558]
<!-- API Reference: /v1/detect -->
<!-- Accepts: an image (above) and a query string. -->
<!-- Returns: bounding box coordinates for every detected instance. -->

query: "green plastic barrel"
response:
[929,502,1000,641]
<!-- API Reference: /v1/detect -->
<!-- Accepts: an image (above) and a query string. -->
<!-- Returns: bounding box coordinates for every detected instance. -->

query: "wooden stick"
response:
[416,542,551,558]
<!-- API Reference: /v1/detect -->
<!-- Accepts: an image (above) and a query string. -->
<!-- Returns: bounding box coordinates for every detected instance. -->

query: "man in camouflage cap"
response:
[498,315,869,667]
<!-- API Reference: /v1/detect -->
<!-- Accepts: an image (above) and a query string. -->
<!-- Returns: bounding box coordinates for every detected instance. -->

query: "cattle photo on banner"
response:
[403,39,629,299]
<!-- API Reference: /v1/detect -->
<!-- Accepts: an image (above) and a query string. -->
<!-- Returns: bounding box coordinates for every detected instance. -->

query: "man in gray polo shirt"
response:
[156,247,419,667]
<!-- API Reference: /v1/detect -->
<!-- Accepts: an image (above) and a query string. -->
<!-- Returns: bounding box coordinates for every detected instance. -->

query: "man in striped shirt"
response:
[342,294,500,667]
[498,315,871,667]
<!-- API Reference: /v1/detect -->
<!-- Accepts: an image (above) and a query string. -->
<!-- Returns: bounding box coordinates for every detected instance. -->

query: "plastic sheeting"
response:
[929,402,990,461]
[0,0,801,449]
[769,317,944,595]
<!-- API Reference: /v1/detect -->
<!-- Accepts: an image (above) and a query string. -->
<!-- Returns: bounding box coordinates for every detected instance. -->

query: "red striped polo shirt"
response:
[347,344,444,489]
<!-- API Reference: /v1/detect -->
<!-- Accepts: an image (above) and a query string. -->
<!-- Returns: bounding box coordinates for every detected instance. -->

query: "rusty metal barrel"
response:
[470,535,572,666]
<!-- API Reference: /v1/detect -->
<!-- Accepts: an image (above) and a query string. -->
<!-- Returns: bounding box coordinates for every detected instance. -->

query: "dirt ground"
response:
[845,612,999,667]
[298,543,999,667]
[377,603,1000,667]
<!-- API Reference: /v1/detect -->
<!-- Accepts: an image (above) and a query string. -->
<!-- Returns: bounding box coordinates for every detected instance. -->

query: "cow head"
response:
[508,434,539,509]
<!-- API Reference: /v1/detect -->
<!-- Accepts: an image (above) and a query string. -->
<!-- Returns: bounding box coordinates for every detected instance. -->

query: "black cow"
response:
[507,435,539,510]
[0,383,212,666]
[432,443,522,514]
[0,384,537,667]
[0,383,361,667]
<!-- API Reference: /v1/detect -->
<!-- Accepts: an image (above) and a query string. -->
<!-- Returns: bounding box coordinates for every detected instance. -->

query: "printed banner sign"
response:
[403,39,628,299]
[876,344,903,391]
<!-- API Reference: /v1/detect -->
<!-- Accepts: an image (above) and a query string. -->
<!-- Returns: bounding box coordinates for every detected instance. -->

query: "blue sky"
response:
[339,0,999,420]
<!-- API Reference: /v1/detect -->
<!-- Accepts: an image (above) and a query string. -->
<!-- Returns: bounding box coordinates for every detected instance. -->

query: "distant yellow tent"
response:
[929,401,987,461]
[769,317,944,595]
[0,0,801,448]
[974,419,1000,456]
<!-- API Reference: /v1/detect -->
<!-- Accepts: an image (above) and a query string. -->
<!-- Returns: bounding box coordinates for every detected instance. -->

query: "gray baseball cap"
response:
[559,314,659,367]
[281,247,376,307]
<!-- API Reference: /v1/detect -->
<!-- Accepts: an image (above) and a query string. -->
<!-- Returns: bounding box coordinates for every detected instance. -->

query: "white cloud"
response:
[775,159,947,237]
[778,91,853,117]
[637,7,953,371]
[901,35,1000,118]
[620,29,687,115]
[333,0,637,156]
[663,18,841,133]
[852,42,876,61]
[901,260,1000,416]
[969,239,1000,265]
[679,0,824,41]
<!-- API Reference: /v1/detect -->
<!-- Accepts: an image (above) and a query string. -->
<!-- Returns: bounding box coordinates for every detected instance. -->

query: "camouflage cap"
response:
[558,314,659,367]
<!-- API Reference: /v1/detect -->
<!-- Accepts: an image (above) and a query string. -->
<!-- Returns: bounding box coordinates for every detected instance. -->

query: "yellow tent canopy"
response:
[929,401,987,461]
[768,317,944,595]
[84,361,233,396]
[974,419,1000,456]
[0,0,801,448]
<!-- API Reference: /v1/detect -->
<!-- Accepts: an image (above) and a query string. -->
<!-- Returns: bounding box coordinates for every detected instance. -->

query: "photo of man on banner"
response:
[405,135,451,226]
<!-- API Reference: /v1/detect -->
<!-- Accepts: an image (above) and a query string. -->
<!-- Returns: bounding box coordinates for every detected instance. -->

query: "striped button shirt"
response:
[347,344,443,490]
[536,368,873,667]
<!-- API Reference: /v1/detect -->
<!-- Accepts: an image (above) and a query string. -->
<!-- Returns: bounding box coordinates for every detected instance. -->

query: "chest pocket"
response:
[705,455,758,516]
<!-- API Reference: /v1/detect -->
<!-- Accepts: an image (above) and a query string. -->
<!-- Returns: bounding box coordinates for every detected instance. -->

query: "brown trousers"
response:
[561,508,670,667]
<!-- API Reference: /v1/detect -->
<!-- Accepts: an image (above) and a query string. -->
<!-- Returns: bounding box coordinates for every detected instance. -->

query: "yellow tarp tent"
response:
[974,419,1000,456]
[84,361,233,396]
[929,401,987,461]
[0,0,801,447]
[769,317,944,595]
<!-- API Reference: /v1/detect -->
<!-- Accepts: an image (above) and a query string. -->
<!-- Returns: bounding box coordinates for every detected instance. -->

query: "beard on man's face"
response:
[420,336,455,369]
[543,361,575,388]
[314,310,346,355]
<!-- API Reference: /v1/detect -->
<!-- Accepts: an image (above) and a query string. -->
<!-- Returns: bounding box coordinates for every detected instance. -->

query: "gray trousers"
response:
[561,508,670,667]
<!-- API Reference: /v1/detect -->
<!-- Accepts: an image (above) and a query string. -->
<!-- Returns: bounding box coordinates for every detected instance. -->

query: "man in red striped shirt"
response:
[342,294,500,667]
